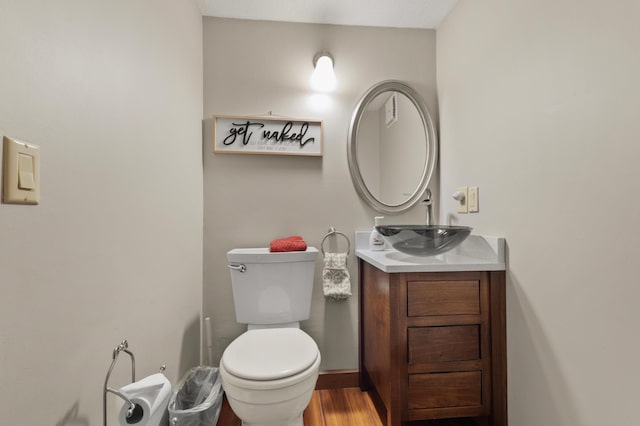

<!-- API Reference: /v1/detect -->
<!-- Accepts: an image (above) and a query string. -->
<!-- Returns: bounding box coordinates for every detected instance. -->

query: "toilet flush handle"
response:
[228,264,246,273]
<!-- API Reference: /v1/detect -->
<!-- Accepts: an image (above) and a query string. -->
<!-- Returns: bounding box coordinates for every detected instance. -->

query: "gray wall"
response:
[0,1,203,424]
[438,1,640,424]
[203,17,437,369]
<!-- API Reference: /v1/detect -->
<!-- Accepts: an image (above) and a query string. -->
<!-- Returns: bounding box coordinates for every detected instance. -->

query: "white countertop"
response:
[355,232,506,273]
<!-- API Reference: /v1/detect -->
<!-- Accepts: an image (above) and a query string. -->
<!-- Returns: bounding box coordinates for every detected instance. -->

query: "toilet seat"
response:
[222,328,319,381]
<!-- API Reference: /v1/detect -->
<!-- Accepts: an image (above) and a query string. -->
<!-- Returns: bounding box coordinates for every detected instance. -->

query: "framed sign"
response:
[213,115,323,156]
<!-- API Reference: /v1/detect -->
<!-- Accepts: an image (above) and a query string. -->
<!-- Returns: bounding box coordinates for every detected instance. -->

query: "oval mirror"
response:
[347,80,437,214]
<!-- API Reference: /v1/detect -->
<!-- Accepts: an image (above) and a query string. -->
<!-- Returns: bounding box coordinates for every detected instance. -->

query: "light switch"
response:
[468,186,479,213]
[3,136,40,205]
[18,153,36,190]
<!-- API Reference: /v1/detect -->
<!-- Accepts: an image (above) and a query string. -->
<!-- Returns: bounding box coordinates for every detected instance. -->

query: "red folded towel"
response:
[270,235,308,252]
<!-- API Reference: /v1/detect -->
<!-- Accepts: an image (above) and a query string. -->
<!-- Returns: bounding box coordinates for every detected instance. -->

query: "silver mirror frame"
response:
[347,80,438,214]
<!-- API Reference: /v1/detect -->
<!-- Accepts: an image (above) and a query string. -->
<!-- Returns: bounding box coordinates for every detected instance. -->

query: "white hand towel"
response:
[323,252,351,301]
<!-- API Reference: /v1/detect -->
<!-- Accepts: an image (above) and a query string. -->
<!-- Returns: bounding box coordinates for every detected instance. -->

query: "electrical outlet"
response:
[455,186,468,214]
[468,186,479,213]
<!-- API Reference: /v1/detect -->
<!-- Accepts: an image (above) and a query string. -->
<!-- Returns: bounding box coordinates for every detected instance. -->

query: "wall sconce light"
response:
[310,52,336,92]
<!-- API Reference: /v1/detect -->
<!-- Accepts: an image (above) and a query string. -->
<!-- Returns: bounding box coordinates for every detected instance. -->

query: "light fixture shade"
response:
[310,54,336,92]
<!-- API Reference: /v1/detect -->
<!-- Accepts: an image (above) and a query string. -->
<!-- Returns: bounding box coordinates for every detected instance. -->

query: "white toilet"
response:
[220,247,321,426]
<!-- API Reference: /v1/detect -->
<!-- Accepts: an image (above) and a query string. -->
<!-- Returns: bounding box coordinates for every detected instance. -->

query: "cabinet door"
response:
[408,371,483,409]
[408,325,480,364]
[407,280,480,317]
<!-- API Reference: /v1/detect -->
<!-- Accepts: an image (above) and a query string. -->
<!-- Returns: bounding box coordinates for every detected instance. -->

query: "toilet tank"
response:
[226,247,318,326]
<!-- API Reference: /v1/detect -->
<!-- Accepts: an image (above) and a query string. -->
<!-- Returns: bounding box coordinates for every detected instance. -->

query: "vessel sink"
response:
[375,225,472,257]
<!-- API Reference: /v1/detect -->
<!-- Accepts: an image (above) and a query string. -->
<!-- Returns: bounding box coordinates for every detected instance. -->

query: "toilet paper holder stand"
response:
[102,339,138,426]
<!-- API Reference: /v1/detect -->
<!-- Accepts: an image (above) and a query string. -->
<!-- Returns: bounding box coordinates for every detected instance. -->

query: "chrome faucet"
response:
[422,189,433,226]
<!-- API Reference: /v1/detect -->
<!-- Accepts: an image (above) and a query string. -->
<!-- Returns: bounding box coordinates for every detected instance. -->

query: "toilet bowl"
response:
[220,328,321,426]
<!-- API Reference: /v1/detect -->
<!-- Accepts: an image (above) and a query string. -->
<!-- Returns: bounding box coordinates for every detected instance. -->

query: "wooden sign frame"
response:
[213,115,323,156]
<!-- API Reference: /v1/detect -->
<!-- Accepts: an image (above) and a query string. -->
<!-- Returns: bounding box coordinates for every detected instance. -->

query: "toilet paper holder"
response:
[103,340,137,426]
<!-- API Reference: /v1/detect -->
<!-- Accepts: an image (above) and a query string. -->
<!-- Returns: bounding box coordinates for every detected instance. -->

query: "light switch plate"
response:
[3,136,40,205]
[456,186,468,214]
[468,186,479,213]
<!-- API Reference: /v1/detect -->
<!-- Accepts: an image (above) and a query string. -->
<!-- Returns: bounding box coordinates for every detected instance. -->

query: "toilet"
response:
[220,247,321,426]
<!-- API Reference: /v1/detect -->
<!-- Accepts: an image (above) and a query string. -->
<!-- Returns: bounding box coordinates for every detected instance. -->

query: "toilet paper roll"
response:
[117,373,172,426]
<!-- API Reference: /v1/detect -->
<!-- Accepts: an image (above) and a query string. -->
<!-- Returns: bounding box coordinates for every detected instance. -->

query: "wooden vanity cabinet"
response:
[358,259,507,426]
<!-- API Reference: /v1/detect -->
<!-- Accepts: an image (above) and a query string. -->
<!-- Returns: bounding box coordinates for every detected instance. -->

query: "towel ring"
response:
[321,227,351,256]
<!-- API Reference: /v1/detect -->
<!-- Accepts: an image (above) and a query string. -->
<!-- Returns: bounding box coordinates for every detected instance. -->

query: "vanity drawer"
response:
[407,280,480,316]
[408,325,480,364]
[408,371,482,409]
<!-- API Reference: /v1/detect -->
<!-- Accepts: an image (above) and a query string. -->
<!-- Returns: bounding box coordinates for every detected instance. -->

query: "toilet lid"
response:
[222,328,319,381]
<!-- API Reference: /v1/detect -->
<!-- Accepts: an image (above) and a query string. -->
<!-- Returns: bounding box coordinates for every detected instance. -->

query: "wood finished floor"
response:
[217,387,482,426]
[217,387,383,426]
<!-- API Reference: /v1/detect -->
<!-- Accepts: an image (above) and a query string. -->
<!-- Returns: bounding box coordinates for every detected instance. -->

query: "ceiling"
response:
[198,0,458,29]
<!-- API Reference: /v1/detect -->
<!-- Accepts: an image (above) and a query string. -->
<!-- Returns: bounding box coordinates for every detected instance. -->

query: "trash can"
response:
[168,366,223,425]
